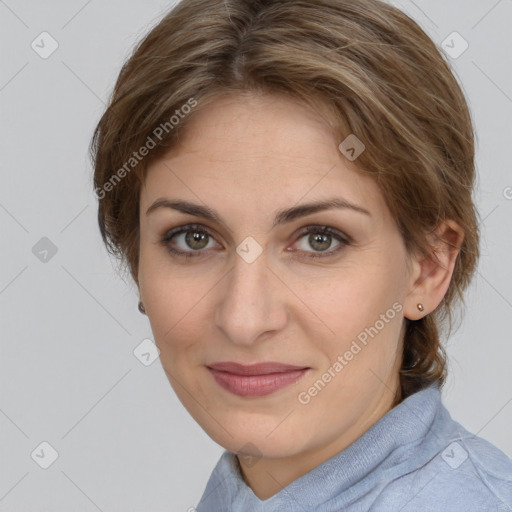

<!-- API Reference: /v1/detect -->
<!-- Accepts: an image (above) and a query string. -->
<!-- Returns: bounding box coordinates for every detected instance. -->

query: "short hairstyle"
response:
[90,0,480,399]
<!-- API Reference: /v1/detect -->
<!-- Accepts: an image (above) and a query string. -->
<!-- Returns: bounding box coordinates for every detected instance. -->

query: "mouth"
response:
[206,361,311,397]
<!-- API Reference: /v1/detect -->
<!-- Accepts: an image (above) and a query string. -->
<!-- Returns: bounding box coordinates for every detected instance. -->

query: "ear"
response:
[403,219,464,320]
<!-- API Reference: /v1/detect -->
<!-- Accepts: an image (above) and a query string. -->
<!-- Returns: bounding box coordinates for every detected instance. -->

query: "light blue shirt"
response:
[196,385,512,511]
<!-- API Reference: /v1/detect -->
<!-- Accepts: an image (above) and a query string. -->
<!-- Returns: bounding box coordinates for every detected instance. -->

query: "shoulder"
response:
[457,433,512,505]
[386,418,512,511]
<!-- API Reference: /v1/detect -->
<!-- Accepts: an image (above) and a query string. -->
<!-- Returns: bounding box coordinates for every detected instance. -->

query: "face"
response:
[138,92,414,461]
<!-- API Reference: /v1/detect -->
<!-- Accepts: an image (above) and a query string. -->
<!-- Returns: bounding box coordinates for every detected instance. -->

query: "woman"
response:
[90,0,512,509]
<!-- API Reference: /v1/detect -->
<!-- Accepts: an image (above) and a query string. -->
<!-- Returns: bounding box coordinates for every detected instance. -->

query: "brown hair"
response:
[90,0,480,399]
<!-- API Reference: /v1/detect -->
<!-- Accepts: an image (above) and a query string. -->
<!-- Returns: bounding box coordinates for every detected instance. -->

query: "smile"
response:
[206,362,310,397]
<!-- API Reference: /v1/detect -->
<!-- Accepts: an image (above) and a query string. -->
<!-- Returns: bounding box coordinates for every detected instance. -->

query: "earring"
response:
[138,301,146,314]
[417,303,424,312]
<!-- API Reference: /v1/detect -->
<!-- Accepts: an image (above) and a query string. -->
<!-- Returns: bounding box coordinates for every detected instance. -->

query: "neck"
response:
[238,378,401,500]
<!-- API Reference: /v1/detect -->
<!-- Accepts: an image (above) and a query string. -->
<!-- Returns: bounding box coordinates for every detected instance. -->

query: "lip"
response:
[207,361,308,375]
[206,361,310,397]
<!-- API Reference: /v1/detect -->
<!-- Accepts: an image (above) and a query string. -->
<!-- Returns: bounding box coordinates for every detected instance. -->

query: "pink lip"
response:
[206,361,310,397]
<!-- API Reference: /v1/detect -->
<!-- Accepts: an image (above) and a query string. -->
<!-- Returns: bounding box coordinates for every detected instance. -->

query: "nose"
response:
[214,247,288,346]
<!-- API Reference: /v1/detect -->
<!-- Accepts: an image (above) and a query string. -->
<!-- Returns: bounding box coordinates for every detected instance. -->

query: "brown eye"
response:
[184,230,210,250]
[161,224,221,258]
[292,226,350,258]
[308,232,333,252]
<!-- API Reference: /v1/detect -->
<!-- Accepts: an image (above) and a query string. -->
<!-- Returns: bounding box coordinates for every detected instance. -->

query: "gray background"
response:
[1,0,511,510]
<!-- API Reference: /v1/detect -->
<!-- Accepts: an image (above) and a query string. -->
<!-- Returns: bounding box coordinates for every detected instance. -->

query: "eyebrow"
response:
[145,197,371,229]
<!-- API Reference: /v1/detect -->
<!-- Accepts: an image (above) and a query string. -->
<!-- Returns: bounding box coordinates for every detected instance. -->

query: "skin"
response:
[137,92,463,500]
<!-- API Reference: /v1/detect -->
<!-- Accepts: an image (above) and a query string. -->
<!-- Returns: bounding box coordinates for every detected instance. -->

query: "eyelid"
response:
[160,223,221,258]
[293,224,351,243]
[289,225,351,259]
[161,223,216,243]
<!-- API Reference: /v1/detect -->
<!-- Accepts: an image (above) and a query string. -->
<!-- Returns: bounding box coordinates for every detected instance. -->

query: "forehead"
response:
[166,93,344,169]
[140,93,388,223]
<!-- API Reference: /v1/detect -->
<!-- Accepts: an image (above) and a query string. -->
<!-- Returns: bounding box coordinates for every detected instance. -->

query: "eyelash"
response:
[160,223,351,260]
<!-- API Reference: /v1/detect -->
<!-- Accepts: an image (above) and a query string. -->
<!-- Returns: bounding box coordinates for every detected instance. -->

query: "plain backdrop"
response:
[1,0,511,510]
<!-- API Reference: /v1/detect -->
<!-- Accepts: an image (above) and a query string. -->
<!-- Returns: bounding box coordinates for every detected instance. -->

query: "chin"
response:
[203,417,308,459]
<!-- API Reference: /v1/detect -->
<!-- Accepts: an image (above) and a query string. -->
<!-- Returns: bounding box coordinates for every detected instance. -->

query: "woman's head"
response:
[91,0,479,460]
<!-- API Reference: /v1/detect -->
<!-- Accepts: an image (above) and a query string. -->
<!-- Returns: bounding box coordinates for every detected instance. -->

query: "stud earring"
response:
[138,301,146,314]
[417,303,424,312]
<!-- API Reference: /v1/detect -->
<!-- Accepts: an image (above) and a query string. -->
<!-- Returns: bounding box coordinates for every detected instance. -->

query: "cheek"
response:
[146,282,207,347]
[295,259,404,361]
[139,256,198,339]
[293,266,387,329]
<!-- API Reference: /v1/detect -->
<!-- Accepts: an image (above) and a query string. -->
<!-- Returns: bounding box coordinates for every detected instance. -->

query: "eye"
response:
[161,224,221,259]
[160,223,351,260]
[291,225,350,259]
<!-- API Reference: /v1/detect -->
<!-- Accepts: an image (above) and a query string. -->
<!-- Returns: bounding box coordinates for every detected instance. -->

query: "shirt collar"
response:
[197,385,445,511]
